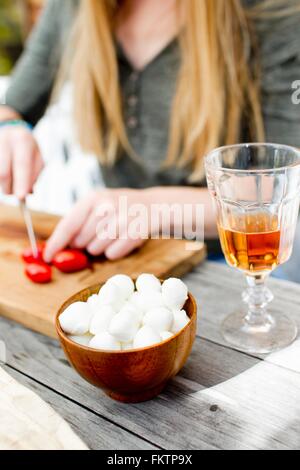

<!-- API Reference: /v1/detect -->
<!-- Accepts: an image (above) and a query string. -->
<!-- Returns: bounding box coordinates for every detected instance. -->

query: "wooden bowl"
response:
[55,283,197,403]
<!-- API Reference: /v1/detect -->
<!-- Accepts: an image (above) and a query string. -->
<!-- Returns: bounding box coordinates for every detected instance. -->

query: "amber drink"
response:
[218,213,292,274]
[205,143,300,354]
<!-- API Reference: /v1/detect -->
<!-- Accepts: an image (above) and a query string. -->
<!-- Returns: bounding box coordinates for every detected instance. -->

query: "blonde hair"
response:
[68,0,285,181]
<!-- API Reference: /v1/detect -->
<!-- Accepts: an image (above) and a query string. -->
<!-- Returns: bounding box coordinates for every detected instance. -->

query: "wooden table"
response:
[1,261,300,450]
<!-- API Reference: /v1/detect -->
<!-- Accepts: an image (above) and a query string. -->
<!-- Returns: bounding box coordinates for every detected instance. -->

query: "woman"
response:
[0,0,299,262]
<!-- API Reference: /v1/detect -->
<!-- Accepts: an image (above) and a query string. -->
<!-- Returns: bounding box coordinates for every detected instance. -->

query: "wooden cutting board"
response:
[0,204,206,338]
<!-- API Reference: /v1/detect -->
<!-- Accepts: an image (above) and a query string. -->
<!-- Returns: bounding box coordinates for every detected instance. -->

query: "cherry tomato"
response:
[25,263,52,284]
[22,244,45,264]
[52,249,88,273]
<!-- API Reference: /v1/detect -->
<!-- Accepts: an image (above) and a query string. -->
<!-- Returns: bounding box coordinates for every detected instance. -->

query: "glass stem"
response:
[242,274,274,327]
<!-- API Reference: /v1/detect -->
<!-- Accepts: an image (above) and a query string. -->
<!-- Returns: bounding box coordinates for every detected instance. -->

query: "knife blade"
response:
[19,200,39,259]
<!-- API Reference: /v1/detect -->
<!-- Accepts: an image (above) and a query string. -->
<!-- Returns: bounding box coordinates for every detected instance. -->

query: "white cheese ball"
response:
[68,334,93,346]
[160,331,174,341]
[98,282,123,310]
[107,274,135,300]
[172,309,190,334]
[89,332,121,351]
[129,291,164,314]
[87,294,101,314]
[133,326,161,349]
[59,302,91,335]
[136,273,161,293]
[121,342,134,351]
[142,291,165,311]
[109,309,139,343]
[119,302,143,324]
[162,278,188,310]
[89,305,116,335]
[143,307,173,333]
[128,291,147,315]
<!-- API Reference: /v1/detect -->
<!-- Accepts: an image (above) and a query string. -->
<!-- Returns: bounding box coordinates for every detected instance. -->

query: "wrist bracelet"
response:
[0,119,33,131]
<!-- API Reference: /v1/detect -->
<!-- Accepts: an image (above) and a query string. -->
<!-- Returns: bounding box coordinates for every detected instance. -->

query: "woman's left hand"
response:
[44,189,151,262]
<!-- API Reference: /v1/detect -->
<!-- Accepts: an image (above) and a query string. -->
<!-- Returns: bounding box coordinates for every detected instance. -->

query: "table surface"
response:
[1,261,300,450]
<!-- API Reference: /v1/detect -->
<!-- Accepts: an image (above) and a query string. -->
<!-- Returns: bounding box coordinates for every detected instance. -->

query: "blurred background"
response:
[0,0,299,282]
[0,0,103,216]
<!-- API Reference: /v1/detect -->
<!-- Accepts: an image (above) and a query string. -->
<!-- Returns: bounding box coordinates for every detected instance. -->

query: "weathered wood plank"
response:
[1,315,300,450]
[183,262,300,370]
[2,365,157,451]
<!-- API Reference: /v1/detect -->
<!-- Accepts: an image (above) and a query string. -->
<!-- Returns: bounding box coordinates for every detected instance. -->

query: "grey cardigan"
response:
[5,0,300,189]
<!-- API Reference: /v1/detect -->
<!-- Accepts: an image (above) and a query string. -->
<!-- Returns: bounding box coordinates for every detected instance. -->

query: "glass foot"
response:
[222,310,298,354]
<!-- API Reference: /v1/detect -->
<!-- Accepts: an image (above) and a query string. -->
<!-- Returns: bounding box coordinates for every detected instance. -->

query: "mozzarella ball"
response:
[119,302,143,324]
[172,309,190,333]
[143,307,173,333]
[142,291,165,311]
[129,291,164,314]
[87,294,101,314]
[68,334,93,346]
[160,331,174,341]
[128,291,147,314]
[136,273,161,293]
[89,332,121,351]
[89,305,116,335]
[133,326,161,349]
[121,342,134,351]
[107,274,135,300]
[59,302,91,335]
[98,282,123,310]
[162,278,188,310]
[109,310,139,343]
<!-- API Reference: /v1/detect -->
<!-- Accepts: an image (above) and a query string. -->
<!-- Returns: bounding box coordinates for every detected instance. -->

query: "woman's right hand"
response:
[0,125,44,199]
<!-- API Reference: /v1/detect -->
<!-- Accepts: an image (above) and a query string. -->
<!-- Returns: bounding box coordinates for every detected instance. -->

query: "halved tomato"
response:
[22,244,45,264]
[52,249,88,273]
[25,262,52,284]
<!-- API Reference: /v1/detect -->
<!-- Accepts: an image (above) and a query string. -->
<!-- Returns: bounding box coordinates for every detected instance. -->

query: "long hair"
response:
[66,0,290,181]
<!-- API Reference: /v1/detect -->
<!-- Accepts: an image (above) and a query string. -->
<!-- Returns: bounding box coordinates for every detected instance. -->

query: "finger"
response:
[90,211,135,258]
[105,237,145,260]
[72,209,100,248]
[0,146,12,194]
[73,197,116,248]
[12,134,35,199]
[44,194,95,262]
[32,147,44,184]
[84,211,117,255]
[86,236,114,256]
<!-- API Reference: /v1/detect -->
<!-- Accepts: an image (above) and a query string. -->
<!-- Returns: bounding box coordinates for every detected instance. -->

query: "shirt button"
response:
[128,95,138,107]
[129,71,139,82]
[127,116,138,129]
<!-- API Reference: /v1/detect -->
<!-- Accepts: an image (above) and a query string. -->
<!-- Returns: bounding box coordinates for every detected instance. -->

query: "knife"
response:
[19,200,39,259]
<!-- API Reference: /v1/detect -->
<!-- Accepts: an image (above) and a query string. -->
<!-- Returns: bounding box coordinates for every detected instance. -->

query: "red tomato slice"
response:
[22,244,45,264]
[52,249,88,273]
[25,263,52,284]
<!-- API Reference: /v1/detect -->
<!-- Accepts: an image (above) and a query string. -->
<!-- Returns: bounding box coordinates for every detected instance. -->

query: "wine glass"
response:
[205,143,300,354]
